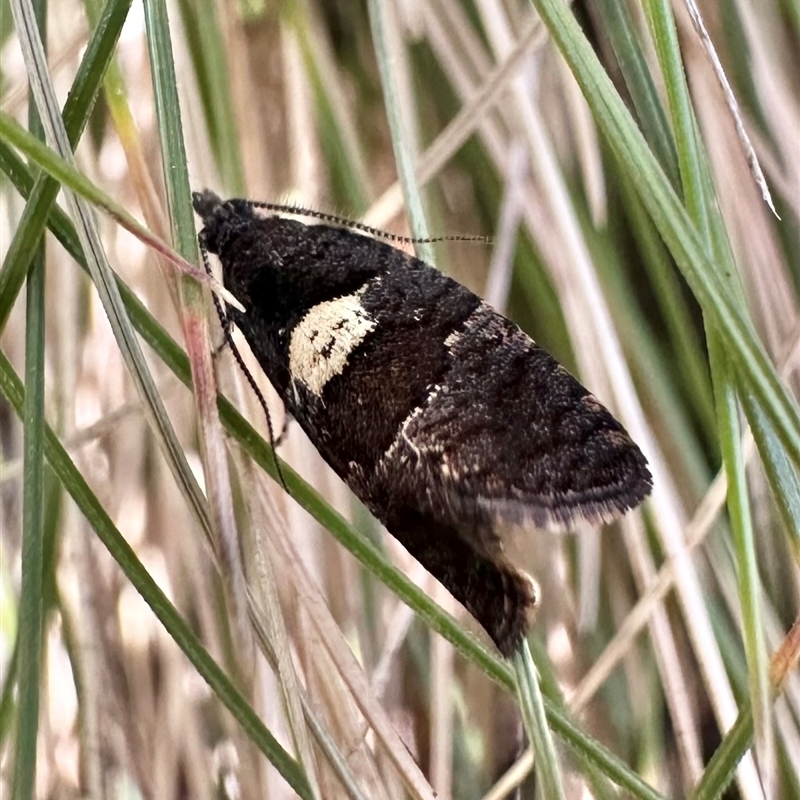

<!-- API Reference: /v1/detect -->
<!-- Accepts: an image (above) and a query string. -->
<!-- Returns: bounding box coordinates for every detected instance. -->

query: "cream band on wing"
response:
[288,287,376,397]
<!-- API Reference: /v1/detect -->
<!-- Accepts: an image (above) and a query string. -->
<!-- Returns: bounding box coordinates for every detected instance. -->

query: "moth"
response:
[193,191,652,656]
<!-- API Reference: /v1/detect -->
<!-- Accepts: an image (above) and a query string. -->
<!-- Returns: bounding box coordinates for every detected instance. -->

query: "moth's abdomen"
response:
[382,506,539,657]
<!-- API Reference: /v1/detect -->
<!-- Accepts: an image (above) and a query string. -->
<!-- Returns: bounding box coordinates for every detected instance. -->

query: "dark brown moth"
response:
[193,191,652,656]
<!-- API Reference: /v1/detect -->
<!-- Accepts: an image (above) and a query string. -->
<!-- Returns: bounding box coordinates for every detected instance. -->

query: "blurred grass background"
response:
[1,0,799,798]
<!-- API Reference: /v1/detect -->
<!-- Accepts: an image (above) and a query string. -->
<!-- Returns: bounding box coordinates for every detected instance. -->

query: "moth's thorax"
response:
[213,215,388,329]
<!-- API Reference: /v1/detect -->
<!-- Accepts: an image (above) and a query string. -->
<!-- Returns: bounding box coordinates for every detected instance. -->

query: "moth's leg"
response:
[273,412,291,447]
[199,229,233,357]
[211,315,235,357]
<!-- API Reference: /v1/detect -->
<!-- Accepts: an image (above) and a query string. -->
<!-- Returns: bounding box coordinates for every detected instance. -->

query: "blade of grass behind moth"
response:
[1,148,683,795]
[513,643,567,800]
[267,508,438,800]
[174,0,244,192]
[643,1,772,792]
[8,0,215,559]
[288,3,372,211]
[0,0,133,333]
[142,0,252,669]
[0,352,315,800]
[238,458,324,796]
[699,157,798,753]
[592,0,679,187]
[708,342,768,797]
[367,0,433,253]
[528,0,800,469]
[703,248,773,796]
[14,72,46,800]
[142,2,324,791]
[244,475,379,800]
[13,1,47,795]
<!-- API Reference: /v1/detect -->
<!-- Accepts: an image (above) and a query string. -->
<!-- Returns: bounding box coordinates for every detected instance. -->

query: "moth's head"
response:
[192,189,225,222]
[192,190,258,257]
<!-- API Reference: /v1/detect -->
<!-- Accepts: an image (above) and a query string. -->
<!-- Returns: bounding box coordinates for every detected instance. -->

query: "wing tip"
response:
[478,466,653,533]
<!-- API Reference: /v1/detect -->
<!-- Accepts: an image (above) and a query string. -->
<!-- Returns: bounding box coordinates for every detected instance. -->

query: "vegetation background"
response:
[0,0,798,798]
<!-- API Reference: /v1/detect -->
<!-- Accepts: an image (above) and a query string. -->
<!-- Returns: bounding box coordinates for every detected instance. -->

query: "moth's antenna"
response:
[247,201,491,247]
[199,233,288,493]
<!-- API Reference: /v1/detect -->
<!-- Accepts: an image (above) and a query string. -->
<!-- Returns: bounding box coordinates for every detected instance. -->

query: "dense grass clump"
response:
[1,0,798,798]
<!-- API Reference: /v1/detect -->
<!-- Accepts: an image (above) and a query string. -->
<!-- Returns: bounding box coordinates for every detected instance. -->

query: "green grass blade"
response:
[12,2,47,796]
[709,339,768,785]
[691,703,754,800]
[643,1,771,788]
[142,0,197,255]
[593,0,679,186]
[143,0,319,791]
[13,251,46,800]
[367,0,432,255]
[175,0,244,191]
[514,644,567,800]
